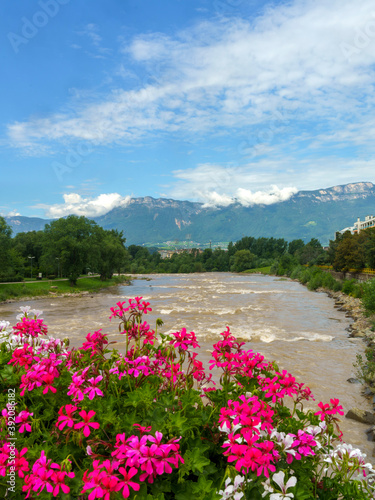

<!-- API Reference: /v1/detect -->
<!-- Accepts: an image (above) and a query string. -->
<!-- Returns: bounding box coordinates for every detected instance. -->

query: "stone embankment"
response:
[320,288,375,453]
[323,290,373,340]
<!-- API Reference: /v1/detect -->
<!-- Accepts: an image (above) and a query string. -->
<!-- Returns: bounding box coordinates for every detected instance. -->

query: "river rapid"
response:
[0,273,373,457]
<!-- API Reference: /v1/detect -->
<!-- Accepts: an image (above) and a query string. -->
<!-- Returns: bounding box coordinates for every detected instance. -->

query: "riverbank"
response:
[0,275,132,304]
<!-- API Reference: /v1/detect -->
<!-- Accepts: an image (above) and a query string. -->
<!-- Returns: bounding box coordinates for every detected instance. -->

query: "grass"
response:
[242,266,272,274]
[0,275,131,303]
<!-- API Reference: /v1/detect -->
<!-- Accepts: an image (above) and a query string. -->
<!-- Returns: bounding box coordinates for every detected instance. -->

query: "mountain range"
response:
[5,182,375,247]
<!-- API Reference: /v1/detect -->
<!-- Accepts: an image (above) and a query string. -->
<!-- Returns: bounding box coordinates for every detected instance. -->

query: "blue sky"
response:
[2,0,375,218]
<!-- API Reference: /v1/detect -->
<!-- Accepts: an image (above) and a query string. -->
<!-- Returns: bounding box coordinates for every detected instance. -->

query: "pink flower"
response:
[328,398,344,417]
[67,372,86,401]
[51,470,75,496]
[24,450,60,496]
[133,423,152,435]
[8,344,35,368]
[85,376,104,400]
[74,410,100,437]
[169,328,200,351]
[14,447,29,478]
[0,444,29,479]
[109,301,129,320]
[16,410,33,433]
[117,467,140,498]
[42,373,57,394]
[81,330,108,356]
[13,317,48,337]
[56,404,78,431]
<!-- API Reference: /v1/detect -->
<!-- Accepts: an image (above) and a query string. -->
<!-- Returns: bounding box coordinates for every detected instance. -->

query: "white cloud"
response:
[7,0,375,152]
[169,163,298,206]
[34,193,132,218]
[236,186,298,206]
[202,192,234,207]
[168,158,375,205]
[199,186,298,207]
[6,210,21,217]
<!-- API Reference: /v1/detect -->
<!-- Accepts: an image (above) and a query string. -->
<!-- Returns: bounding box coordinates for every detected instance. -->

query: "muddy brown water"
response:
[0,273,373,457]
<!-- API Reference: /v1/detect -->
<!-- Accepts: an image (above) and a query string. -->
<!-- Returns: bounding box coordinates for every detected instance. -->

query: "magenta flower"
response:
[109,301,129,320]
[169,328,200,351]
[16,410,33,433]
[315,401,332,421]
[14,447,29,478]
[51,470,75,496]
[12,317,48,337]
[8,344,35,368]
[67,372,86,401]
[85,375,104,400]
[117,467,140,498]
[74,409,100,437]
[42,373,57,394]
[56,404,78,431]
[81,330,108,356]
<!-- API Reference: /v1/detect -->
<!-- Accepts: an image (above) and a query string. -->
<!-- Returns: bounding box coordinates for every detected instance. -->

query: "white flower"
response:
[233,475,244,489]
[19,306,31,315]
[0,321,10,332]
[31,309,43,318]
[219,421,231,434]
[217,475,247,500]
[271,431,298,459]
[262,477,274,497]
[270,471,297,500]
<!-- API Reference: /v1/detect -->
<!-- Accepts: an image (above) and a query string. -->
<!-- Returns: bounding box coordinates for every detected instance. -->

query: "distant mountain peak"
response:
[296,181,375,203]
[5,181,375,245]
[324,181,374,193]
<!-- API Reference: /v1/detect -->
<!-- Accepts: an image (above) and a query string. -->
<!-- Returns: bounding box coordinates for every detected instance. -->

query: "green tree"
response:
[333,232,365,272]
[296,238,325,265]
[231,249,255,272]
[0,217,23,281]
[360,228,375,269]
[94,228,127,280]
[288,239,305,256]
[12,230,44,275]
[41,216,100,285]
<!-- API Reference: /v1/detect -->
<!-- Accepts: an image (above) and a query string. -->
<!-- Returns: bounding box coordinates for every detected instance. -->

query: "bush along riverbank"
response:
[0,275,132,304]
[1,300,375,499]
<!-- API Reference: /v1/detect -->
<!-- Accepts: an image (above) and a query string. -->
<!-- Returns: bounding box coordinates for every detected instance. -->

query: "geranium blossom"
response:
[16,410,33,433]
[270,470,297,500]
[74,409,100,437]
[56,404,78,431]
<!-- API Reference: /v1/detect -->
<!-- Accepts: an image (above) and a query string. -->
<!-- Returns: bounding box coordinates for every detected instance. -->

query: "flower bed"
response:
[0,298,374,499]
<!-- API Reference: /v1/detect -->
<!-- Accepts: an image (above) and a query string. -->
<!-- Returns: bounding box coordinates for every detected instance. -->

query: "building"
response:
[336,215,375,238]
[158,250,176,259]
[353,215,375,233]
[158,248,204,259]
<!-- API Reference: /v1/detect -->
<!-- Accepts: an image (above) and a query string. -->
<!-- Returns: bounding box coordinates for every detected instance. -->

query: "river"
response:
[0,273,373,457]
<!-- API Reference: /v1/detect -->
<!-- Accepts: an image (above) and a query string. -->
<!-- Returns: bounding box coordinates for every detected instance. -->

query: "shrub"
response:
[362,278,375,315]
[321,272,338,290]
[332,280,343,292]
[306,270,324,291]
[0,302,374,499]
[289,265,303,280]
[342,279,357,295]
